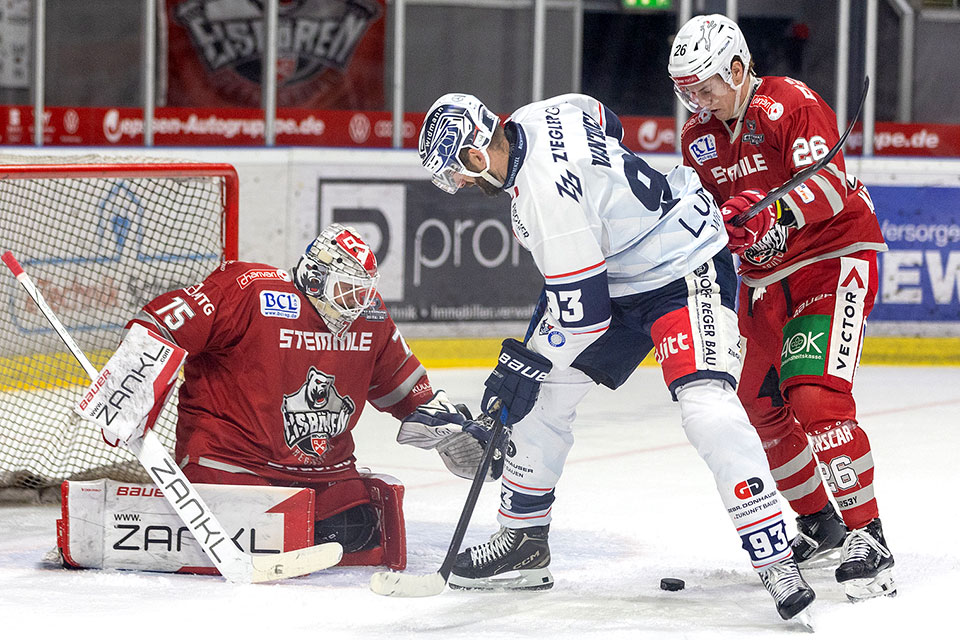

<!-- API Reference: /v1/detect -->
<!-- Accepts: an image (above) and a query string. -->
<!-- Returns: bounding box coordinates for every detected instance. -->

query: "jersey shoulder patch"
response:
[753,76,824,122]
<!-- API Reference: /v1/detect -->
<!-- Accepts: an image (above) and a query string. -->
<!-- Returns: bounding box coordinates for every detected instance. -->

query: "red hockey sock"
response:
[789,384,879,529]
[749,403,831,517]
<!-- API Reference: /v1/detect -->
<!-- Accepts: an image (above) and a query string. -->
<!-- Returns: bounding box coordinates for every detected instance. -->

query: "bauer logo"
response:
[689,134,717,165]
[260,291,301,319]
[734,477,764,499]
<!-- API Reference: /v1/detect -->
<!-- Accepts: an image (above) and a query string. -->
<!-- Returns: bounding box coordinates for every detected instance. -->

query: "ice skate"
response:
[835,518,896,601]
[791,502,847,567]
[759,556,816,621]
[448,525,553,591]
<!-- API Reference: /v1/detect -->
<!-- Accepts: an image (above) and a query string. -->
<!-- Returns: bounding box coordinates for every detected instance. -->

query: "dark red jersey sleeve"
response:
[771,79,855,228]
[366,311,434,420]
[126,265,244,355]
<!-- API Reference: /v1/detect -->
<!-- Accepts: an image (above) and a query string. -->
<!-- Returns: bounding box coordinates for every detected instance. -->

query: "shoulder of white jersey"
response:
[511,93,623,141]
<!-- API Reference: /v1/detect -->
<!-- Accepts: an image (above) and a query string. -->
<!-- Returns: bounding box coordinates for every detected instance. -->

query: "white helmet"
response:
[293,224,380,338]
[418,93,502,194]
[668,14,751,112]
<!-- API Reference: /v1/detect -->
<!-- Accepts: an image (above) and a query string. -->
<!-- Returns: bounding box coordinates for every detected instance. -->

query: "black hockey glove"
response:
[481,338,553,426]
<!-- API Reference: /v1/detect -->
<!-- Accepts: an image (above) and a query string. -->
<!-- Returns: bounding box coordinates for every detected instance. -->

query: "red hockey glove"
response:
[720,189,780,254]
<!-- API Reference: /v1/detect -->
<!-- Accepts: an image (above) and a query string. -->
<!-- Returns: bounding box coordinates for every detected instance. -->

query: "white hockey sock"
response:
[677,379,792,569]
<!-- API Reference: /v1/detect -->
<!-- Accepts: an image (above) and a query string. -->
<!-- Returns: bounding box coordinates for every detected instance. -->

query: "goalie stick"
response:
[731,75,870,227]
[369,411,507,597]
[2,251,343,584]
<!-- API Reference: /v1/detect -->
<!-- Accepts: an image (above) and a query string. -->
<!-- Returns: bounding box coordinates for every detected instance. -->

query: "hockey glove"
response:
[396,391,504,480]
[720,189,781,255]
[481,338,553,426]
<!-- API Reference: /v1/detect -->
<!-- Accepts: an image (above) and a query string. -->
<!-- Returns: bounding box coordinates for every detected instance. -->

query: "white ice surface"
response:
[2,365,958,638]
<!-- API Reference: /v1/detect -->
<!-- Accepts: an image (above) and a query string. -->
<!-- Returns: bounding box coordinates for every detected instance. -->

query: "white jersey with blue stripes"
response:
[504,93,727,369]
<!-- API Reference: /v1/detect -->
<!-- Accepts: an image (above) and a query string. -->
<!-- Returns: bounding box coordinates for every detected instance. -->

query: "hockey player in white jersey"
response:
[418,92,815,622]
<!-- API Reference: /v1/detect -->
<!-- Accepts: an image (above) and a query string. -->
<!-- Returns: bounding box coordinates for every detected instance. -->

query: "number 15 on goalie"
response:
[2,250,343,583]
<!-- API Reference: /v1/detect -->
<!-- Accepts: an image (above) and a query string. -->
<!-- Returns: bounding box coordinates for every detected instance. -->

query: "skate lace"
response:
[471,528,516,567]
[761,560,804,601]
[841,527,891,563]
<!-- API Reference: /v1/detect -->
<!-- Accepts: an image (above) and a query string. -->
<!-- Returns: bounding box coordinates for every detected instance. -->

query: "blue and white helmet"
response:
[418,93,502,194]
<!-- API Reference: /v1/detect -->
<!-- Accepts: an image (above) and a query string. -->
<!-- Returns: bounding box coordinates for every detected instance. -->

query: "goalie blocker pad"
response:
[58,473,406,574]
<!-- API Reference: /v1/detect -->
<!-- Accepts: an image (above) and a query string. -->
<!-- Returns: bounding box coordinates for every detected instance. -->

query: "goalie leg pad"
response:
[58,478,314,574]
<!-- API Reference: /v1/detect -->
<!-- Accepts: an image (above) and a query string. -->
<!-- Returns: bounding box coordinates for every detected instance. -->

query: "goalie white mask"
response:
[668,14,752,113]
[293,224,380,338]
[419,93,502,194]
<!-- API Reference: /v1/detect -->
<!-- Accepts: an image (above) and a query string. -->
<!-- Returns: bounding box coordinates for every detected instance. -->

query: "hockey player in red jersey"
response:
[125,224,498,570]
[669,14,894,601]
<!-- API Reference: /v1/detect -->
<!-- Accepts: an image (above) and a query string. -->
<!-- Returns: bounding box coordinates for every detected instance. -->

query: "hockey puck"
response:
[659,578,685,591]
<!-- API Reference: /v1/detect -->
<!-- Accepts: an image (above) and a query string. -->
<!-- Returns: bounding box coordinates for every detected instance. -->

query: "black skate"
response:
[448,525,553,591]
[791,503,847,566]
[835,518,897,601]
[759,557,816,621]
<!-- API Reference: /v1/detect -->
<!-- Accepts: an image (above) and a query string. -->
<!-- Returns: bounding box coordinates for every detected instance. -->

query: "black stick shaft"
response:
[437,417,506,581]
[731,76,870,227]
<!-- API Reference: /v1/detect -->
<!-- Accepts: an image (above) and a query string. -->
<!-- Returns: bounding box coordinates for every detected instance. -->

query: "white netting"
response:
[0,158,235,493]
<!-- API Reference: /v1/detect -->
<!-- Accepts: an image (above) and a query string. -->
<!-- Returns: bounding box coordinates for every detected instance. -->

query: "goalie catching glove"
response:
[720,189,785,254]
[397,391,508,481]
[74,324,187,447]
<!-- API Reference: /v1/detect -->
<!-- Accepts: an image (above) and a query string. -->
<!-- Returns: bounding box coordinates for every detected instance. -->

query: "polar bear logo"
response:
[282,367,356,458]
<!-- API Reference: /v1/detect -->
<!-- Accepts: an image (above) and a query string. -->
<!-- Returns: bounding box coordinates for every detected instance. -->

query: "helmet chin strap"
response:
[722,74,759,140]
[464,147,503,189]
[477,147,504,188]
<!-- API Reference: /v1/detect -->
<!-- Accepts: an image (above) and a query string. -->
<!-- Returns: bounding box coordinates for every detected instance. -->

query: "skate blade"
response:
[447,567,554,591]
[843,569,897,602]
[793,609,816,633]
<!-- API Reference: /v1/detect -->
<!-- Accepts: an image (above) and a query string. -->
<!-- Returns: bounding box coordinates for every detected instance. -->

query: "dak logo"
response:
[281,367,355,458]
[734,477,764,499]
[689,134,718,165]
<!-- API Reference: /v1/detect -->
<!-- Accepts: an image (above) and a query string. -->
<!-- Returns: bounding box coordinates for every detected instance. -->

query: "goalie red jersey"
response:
[680,76,887,287]
[127,260,434,484]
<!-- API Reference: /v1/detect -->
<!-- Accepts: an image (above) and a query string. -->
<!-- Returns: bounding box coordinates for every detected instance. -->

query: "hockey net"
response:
[0,157,238,499]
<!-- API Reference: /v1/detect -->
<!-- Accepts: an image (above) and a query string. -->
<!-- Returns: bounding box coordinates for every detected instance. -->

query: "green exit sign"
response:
[622,0,672,8]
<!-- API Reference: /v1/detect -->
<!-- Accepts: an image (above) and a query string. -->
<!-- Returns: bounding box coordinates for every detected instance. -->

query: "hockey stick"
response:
[369,412,508,597]
[2,251,343,583]
[731,75,870,226]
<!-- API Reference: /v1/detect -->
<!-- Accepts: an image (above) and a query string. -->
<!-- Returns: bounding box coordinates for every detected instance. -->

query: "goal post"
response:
[0,158,238,497]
